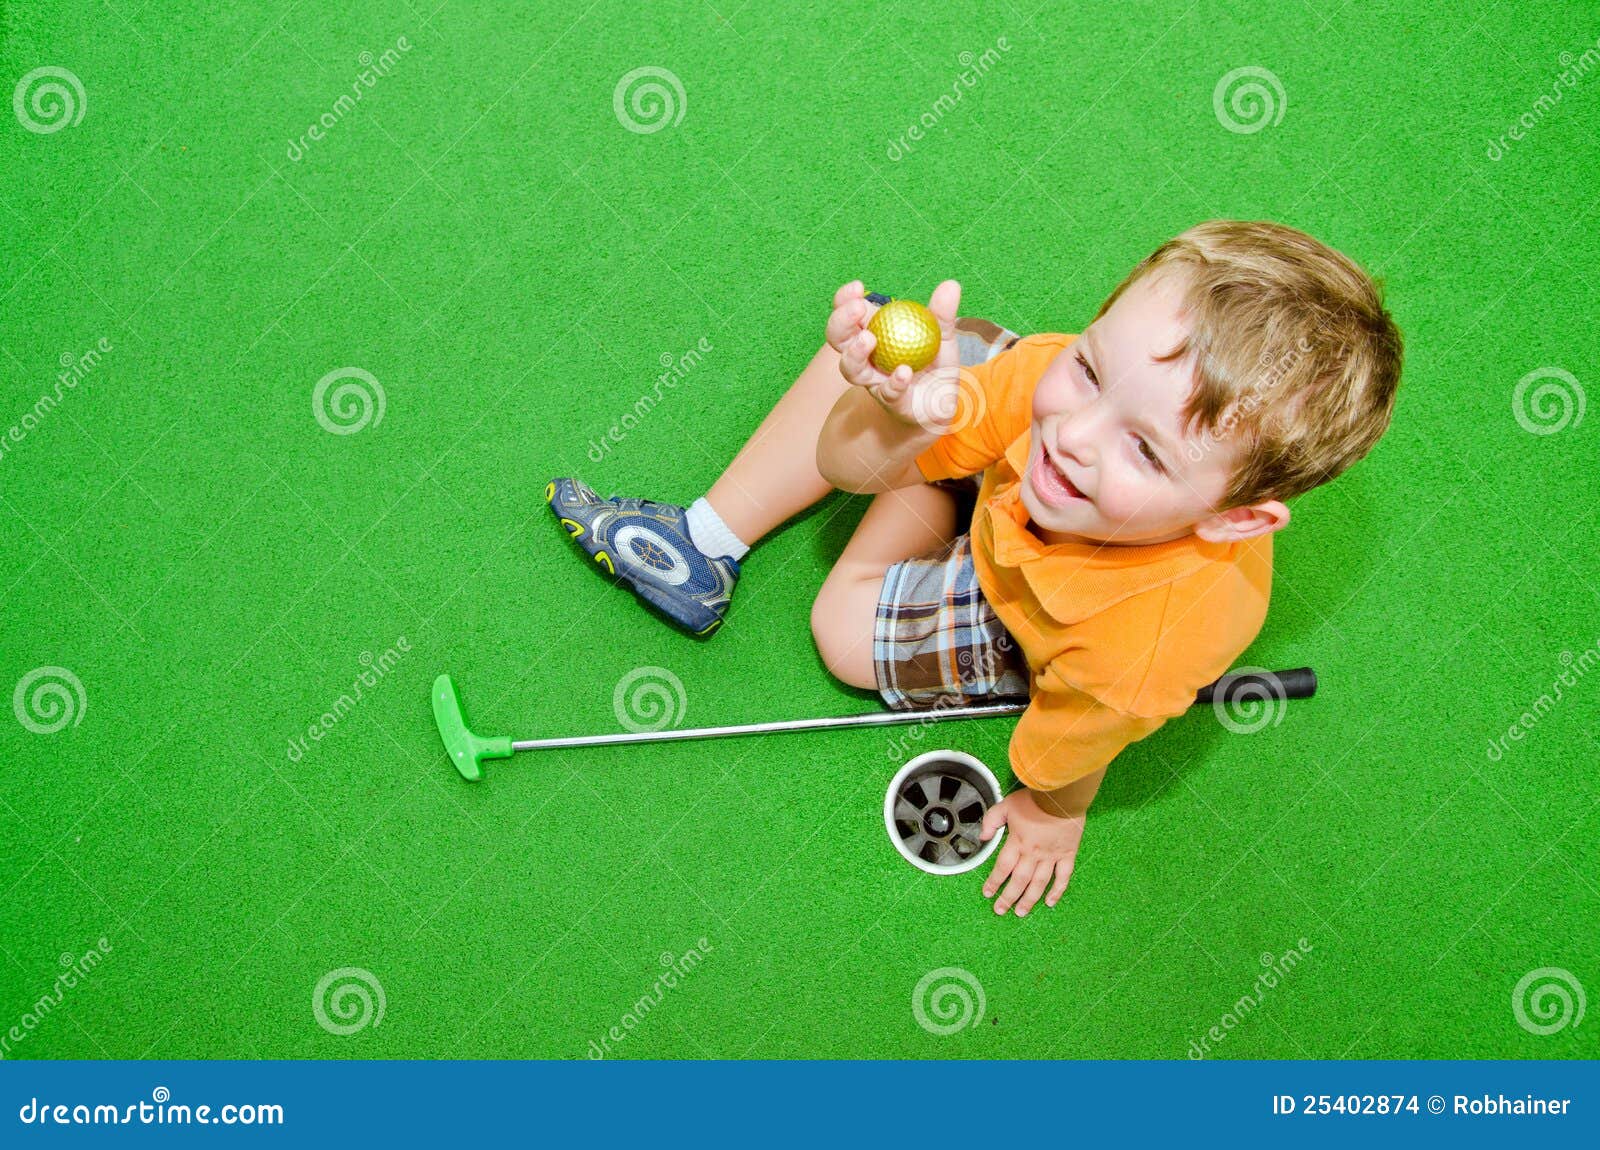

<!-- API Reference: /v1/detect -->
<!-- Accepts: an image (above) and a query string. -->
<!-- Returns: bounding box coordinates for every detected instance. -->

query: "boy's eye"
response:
[1075,351,1099,388]
[1136,437,1165,473]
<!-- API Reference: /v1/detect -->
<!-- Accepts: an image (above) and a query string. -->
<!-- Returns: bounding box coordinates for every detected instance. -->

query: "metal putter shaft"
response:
[432,667,1316,781]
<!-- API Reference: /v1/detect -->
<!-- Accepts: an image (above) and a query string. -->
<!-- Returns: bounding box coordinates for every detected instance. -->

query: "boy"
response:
[547,220,1402,918]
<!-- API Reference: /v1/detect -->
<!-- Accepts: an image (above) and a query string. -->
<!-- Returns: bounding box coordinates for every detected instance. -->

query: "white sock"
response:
[685,497,750,561]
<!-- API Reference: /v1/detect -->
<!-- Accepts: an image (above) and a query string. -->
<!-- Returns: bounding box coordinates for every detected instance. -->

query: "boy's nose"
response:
[1053,413,1099,468]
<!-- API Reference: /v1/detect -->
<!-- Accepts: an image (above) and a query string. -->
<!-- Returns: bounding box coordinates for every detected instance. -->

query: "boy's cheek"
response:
[1032,374,1071,422]
[1096,478,1157,524]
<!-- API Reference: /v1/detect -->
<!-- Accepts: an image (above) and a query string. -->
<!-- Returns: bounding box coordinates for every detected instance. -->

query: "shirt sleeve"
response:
[1007,661,1168,791]
[914,335,1044,482]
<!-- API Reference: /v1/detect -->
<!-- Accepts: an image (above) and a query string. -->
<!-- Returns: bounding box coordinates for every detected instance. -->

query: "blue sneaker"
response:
[546,478,739,636]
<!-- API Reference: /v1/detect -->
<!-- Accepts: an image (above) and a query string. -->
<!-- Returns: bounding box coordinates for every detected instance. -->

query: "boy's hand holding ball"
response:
[827,279,966,435]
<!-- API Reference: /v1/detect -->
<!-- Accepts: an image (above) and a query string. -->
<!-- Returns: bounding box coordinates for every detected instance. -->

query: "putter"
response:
[432,666,1316,781]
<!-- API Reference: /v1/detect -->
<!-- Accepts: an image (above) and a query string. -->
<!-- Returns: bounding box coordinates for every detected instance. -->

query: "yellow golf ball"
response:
[868,298,941,374]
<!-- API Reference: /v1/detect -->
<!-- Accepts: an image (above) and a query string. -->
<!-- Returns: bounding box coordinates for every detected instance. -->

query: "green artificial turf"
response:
[2,1,1597,1060]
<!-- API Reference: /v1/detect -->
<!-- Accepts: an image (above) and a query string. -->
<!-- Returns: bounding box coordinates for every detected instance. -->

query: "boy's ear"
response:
[1195,499,1290,544]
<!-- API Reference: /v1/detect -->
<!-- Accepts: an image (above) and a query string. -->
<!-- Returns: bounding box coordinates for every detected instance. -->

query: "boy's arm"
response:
[816,387,938,493]
[978,674,1169,917]
[815,279,966,494]
[978,769,1105,917]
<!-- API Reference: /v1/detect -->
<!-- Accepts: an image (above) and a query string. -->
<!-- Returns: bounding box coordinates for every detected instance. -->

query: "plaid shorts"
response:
[872,310,1031,710]
[874,533,1031,710]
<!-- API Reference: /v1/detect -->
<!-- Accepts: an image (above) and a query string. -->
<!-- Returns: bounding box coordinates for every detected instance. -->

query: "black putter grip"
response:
[1193,667,1317,706]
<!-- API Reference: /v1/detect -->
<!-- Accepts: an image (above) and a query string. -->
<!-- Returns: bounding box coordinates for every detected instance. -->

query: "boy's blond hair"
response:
[1096,219,1403,508]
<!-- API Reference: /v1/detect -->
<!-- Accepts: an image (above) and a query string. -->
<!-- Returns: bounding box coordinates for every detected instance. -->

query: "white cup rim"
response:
[884,748,1005,875]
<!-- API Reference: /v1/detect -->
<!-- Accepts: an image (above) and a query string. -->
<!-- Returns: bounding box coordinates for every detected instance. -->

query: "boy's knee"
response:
[809,580,878,691]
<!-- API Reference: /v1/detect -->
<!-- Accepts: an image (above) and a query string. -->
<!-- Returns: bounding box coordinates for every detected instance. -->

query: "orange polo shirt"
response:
[915,333,1273,791]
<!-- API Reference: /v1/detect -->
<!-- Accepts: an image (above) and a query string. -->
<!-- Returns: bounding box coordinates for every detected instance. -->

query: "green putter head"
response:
[432,673,514,781]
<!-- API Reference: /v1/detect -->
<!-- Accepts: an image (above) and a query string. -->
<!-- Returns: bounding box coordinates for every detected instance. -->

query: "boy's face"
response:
[1020,269,1279,547]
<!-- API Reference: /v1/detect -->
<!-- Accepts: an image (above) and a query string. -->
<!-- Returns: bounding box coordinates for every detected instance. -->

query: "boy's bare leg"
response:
[810,483,961,689]
[703,342,855,546]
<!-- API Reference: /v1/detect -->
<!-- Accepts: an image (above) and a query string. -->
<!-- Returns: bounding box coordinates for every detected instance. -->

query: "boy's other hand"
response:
[979,789,1085,917]
[827,279,965,433]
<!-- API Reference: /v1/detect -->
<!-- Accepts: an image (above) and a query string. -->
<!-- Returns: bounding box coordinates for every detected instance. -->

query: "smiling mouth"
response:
[1031,445,1088,506]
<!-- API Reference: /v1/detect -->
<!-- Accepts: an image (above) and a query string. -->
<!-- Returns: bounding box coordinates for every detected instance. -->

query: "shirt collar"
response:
[985,429,1237,625]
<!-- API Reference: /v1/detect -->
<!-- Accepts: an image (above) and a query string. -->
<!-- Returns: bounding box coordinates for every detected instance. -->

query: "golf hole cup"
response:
[885,749,1005,875]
